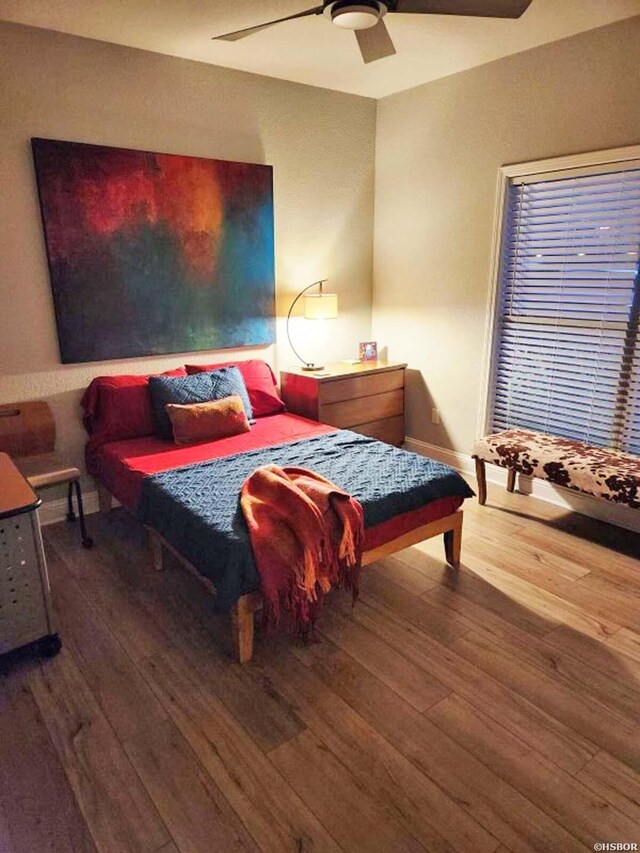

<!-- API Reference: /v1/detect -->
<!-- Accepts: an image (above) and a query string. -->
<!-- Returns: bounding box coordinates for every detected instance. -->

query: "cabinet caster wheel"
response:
[38,634,62,658]
[82,537,94,549]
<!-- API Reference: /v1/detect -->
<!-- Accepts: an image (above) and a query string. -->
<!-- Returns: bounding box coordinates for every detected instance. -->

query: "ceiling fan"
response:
[212,1,533,65]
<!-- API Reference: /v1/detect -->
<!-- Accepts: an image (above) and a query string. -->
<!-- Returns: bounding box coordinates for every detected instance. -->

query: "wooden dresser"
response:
[280,361,406,445]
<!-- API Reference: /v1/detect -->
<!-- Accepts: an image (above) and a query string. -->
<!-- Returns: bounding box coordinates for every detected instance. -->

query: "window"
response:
[487,152,640,455]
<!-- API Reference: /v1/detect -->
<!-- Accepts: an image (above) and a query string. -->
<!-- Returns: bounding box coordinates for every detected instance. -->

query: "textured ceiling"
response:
[1,0,640,98]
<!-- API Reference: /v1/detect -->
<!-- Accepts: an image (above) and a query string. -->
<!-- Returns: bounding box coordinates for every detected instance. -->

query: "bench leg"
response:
[474,457,487,506]
[506,468,517,494]
[231,595,255,664]
[444,512,462,568]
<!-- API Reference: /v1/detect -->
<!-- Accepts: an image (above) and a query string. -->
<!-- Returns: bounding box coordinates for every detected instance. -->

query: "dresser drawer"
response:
[350,415,404,446]
[320,369,404,405]
[320,389,404,429]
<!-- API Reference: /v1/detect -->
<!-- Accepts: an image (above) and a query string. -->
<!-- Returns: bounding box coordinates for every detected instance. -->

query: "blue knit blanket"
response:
[138,430,474,609]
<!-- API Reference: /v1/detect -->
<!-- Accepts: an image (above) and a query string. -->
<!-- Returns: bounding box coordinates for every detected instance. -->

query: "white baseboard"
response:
[38,490,102,527]
[404,436,640,534]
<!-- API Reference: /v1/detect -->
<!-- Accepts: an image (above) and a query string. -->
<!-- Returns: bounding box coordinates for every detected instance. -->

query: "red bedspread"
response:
[87,413,334,511]
[87,412,462,550]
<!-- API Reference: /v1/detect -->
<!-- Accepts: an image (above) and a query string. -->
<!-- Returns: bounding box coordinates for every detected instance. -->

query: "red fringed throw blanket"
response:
[240,465,364,632]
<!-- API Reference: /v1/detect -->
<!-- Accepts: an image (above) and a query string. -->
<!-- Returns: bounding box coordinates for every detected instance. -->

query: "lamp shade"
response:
[303,292,338,320]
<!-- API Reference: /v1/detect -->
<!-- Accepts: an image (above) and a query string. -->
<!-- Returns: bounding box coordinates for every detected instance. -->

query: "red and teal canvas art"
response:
[32,139,275,363]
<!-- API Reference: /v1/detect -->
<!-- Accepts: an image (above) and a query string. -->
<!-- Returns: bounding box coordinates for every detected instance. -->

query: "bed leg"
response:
[231,595,255,664]
[474,457,487,506]
[444,512,462,568]
[147,528,164,572]
[506,467,516,494]
[97,483,113,514]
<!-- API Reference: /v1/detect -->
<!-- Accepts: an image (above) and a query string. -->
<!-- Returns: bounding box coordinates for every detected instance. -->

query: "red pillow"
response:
[185,359,285,417]
[81,367,186,452]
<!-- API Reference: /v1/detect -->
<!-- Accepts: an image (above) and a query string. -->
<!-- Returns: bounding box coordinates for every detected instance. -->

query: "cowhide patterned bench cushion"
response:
[472,428,640,509]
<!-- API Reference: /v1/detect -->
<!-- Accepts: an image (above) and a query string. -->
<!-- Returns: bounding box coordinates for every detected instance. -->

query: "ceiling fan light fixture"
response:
[326,2,386,31]
[333,8,378,30]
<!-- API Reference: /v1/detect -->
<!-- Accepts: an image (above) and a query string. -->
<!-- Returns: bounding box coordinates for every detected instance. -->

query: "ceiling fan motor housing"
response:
[324,1,388,30]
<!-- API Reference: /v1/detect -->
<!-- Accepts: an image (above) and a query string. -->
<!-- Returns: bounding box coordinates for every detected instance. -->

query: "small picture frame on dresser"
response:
[359,341,378,362]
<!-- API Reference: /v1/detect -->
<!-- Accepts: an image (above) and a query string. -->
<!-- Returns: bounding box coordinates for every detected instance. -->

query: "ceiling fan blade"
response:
[393,0,532,18]
[355,19,397,64]
[212,6,323,41]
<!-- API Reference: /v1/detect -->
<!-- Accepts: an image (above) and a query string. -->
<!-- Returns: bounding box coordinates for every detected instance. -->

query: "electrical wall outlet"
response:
[431,408,440,425]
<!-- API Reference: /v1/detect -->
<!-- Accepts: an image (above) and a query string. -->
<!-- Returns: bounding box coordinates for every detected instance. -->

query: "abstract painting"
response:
[32,139,275,363]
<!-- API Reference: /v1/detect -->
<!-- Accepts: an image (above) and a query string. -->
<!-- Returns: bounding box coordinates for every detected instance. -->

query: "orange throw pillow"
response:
[166,395,251,445]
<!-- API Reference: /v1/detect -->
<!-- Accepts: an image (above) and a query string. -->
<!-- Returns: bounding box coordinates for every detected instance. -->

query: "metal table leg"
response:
[66,479,93,549]
[66,481,76,522]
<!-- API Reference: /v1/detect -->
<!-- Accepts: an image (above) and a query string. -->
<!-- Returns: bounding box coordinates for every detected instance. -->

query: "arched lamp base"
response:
[301,363,324,371]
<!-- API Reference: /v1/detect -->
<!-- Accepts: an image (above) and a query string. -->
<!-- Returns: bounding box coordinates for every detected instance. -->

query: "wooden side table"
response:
[15,453,93,549]
[280,361,406,445]
[0,453,61,657]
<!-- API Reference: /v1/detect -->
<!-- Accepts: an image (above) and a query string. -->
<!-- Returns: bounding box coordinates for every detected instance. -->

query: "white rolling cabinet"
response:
[0,452,60,657]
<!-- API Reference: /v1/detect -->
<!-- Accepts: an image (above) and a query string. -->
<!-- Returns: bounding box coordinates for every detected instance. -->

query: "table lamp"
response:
[286,279,338,371]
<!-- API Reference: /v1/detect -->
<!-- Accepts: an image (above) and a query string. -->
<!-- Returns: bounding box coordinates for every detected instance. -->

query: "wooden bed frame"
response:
[97,483,462,663]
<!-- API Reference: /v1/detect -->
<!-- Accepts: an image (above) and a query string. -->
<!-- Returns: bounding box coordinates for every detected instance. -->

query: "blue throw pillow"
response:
[207,367,253,424]
[149,367,254,440]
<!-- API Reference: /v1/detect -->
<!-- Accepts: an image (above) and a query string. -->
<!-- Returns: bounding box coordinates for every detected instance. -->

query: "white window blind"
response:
[491,163,640,454]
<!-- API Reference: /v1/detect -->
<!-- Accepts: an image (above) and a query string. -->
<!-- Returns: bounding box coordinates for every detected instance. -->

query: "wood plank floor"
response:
[1,481,640,852]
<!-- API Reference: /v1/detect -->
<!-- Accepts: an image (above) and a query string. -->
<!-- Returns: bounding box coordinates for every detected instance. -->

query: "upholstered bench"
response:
[471,428,640,510]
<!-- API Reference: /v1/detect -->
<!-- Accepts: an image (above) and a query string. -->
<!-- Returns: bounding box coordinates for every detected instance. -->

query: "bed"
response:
[83,362,473,661]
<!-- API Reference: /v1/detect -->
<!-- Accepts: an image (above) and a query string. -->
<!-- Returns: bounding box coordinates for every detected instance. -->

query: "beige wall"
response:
[372,16,640,454]
[0,22,375,500]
